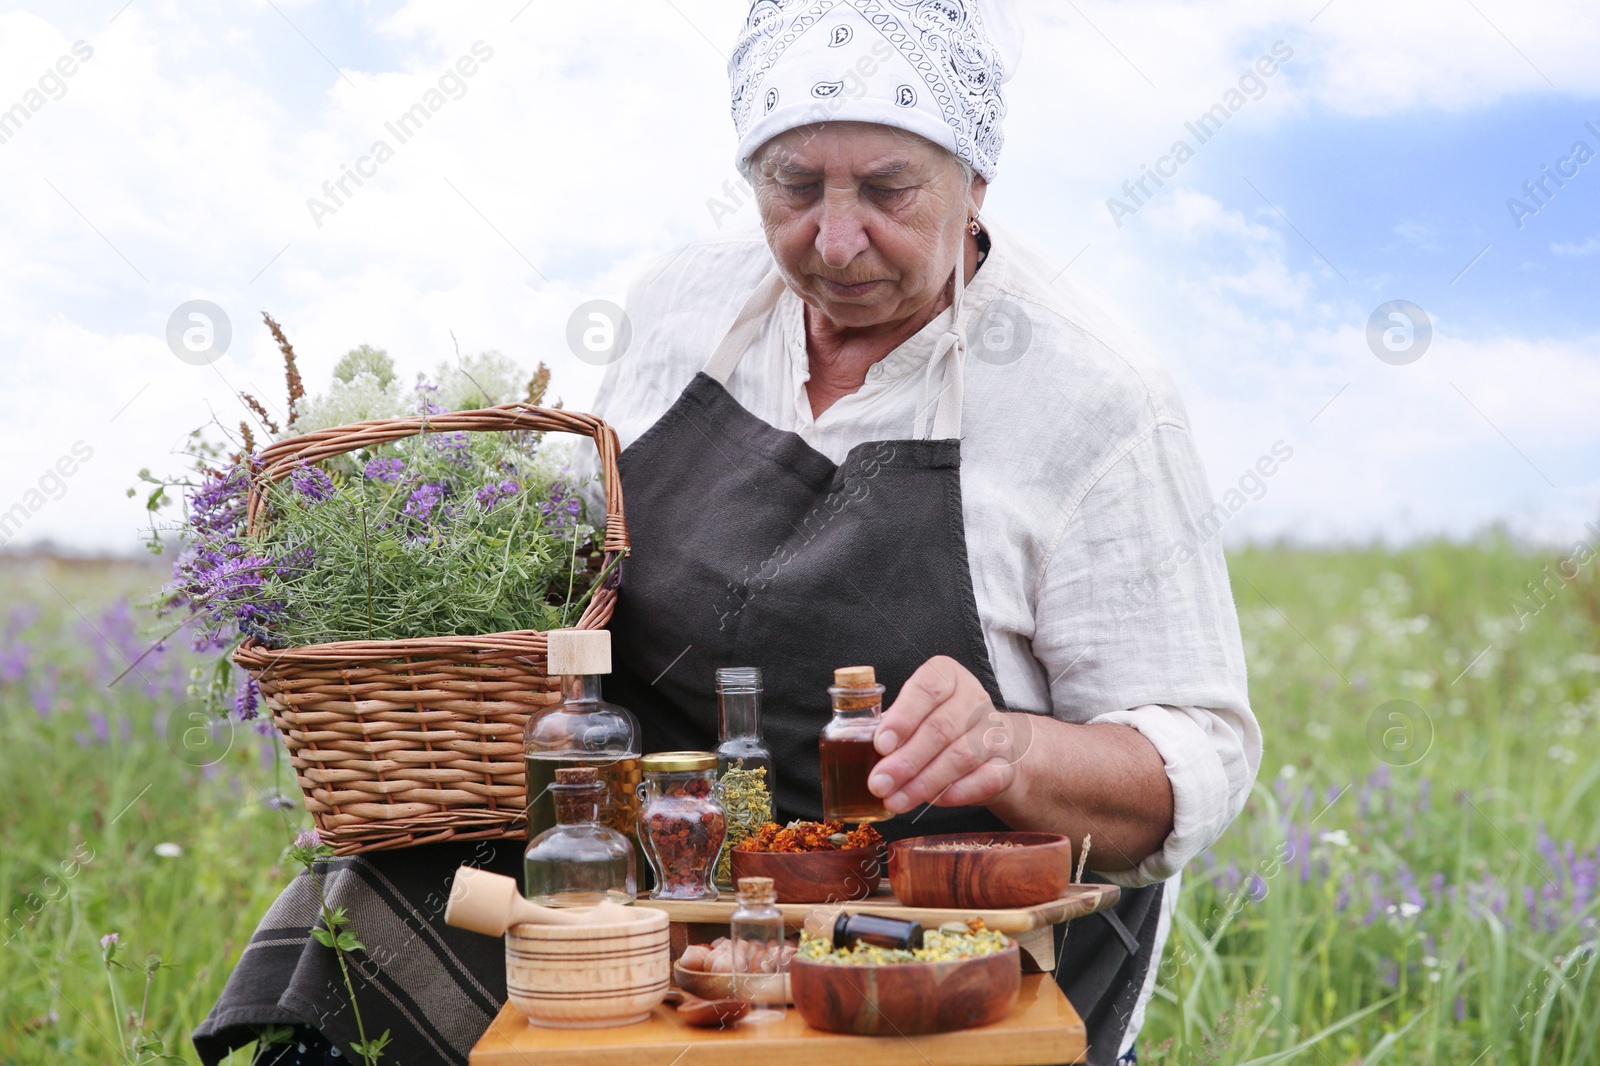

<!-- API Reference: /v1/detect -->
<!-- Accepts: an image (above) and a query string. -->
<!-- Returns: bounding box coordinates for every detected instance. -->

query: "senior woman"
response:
[580,2,1259,1063]
[196,3,1258,1065]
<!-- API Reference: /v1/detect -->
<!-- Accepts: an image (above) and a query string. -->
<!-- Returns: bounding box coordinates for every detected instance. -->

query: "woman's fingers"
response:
[874,655,962,756]
[870,656,992,805]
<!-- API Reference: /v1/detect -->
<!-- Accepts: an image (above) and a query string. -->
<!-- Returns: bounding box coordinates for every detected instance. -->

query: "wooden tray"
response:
[639,883,1119,972]
[469,973,1085,1065]
[636,882,1118,933]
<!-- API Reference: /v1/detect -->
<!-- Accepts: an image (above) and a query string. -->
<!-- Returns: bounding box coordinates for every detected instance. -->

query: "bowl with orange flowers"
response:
[729,821,883,903]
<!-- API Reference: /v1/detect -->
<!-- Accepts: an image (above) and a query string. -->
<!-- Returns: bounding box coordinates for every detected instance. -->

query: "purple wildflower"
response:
[539,481,583,530]
[403,481,447,525]
[236,676,261,720]
[29,668,56,717]
[294,828,322,851]
[100,933,119,952]
[1245,874,1268,903]
[1454,996,1466,1023]
[266,791,297,811]
[0,642,30,685]
[290,463,335,503]
[432,432,471,451]
[476,480,520,509]
[363,457,404,483]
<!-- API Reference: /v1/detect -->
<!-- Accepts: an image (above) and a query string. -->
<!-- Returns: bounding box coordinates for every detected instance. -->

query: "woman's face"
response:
[752,122,984,331]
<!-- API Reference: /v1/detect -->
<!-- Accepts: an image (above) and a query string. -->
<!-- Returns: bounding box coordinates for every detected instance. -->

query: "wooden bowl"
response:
[729,845,881,904]
[672,959,793,1004]
[790,942,1020,1035]
[504,908,669,1028]
[887,831,1073,909]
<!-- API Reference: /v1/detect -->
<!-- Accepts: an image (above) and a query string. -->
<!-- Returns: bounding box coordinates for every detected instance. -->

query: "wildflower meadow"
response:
[1,533,1596,1063]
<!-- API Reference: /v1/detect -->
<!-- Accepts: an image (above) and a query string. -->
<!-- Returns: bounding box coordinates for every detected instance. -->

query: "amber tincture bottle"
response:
[819,665,891,824]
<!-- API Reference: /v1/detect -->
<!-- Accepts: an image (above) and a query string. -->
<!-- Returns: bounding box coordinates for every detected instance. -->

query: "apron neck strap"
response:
[703,270,787,385]
[701,244,970,440]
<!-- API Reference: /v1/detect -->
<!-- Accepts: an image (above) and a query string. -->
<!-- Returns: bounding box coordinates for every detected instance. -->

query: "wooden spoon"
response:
[663,988,750,1028]
[444,866,638,937]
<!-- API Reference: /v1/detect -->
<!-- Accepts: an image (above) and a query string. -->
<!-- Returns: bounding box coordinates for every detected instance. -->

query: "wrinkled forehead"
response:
[752,122,963,180]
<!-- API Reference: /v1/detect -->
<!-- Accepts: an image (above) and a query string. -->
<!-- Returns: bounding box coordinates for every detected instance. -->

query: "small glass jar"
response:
[820,665,891,824]
[714,666,775,890]
[730,876,786,1023]
[523,767,636,906]
[637,752,726,901]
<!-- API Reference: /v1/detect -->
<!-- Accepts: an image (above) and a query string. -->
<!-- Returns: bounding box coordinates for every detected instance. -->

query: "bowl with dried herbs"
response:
[790,919,1020,1035]
[887,831,1074,909]
[729,820,883,903]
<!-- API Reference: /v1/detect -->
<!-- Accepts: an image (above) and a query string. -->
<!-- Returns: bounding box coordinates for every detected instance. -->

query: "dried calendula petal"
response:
[938,921,970,935]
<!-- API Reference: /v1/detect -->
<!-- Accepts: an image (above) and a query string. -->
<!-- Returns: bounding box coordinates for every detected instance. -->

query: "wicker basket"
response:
[232,404,628,855]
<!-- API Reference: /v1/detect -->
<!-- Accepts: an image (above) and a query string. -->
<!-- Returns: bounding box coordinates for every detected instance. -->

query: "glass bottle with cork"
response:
[714,666,774,890]
[524,629,641,852]
[729,876,786,1022]
[523,766,636,905]
[820,665,891,824]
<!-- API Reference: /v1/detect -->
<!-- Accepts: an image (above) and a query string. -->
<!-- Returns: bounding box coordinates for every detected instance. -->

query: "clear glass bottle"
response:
[523,766,636,906]
[714,667,775,890]
[525,630,641,850]
[638,752,726,901]
[819,665,891,824]
[730,876,786,1023]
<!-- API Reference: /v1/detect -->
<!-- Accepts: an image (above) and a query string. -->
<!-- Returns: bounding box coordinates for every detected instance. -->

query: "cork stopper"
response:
[547,629,611,676]
[737,876,774,894]
[554,766,599,785]
[833,666,875,687]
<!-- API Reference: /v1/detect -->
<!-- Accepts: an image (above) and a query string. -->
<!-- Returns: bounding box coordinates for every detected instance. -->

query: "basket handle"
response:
[245,403,628,556]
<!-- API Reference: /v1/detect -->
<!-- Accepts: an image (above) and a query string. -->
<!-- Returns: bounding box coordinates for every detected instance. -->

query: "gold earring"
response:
[968,215,982,237]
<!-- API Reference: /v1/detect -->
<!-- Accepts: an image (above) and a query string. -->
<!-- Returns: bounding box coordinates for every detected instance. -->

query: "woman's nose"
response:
[814,200,870,270]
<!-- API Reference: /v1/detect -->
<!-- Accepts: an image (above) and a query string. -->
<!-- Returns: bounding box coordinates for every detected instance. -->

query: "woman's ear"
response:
[969,175,989,214]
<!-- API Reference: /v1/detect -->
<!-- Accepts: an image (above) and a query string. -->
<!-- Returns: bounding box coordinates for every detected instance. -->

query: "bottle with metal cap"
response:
[637,751,726,901]
[524,629,641,847]
[819,665,891,824]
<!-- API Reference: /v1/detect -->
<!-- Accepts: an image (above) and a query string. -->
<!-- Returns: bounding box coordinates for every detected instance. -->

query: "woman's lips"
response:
[818,276,884,298]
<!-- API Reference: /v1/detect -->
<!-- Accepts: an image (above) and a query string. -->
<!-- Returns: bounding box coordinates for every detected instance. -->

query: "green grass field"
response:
[1,537,1596,1064]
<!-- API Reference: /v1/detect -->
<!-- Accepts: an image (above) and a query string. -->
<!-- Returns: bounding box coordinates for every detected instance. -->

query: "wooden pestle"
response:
[444,865,638,937]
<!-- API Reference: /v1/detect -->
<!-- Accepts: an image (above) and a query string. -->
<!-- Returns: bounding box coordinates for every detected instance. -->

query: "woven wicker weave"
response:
[232,404,628,855]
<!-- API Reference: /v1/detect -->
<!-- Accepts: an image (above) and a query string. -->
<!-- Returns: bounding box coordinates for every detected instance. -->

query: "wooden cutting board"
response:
[639,883,1118,973]
[469,972,1085,1065]
[635,882,1119,933]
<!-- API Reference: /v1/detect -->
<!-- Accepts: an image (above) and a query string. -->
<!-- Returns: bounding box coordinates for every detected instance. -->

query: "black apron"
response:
[604,253,1164,1065]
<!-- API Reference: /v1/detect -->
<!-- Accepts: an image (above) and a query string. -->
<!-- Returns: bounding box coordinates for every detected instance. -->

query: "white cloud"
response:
[1,0,1597,555]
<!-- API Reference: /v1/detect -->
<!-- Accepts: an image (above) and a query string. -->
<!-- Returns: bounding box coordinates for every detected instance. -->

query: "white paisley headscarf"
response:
[729,0,1024,182]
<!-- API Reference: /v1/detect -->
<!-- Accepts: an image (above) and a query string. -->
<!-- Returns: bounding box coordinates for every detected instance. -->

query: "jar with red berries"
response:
[637,752,727,901]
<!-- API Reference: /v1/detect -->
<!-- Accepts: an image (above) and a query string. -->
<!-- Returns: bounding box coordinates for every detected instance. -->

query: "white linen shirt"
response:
[574,223,1261,892]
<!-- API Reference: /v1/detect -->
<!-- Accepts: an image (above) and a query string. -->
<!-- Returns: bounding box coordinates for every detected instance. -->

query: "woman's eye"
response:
[867,185,911,202]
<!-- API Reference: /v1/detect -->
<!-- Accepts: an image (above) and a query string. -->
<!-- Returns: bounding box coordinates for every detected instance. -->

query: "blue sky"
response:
[0,0,1596,553]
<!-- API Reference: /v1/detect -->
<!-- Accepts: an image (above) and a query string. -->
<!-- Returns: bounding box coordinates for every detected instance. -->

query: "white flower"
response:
[1318,830,1351,848]
[293,371,405,434]
[1386,902,1422,920]
[1278,764,1298,780]
[432,350,524,412]
[153,842,182,858]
